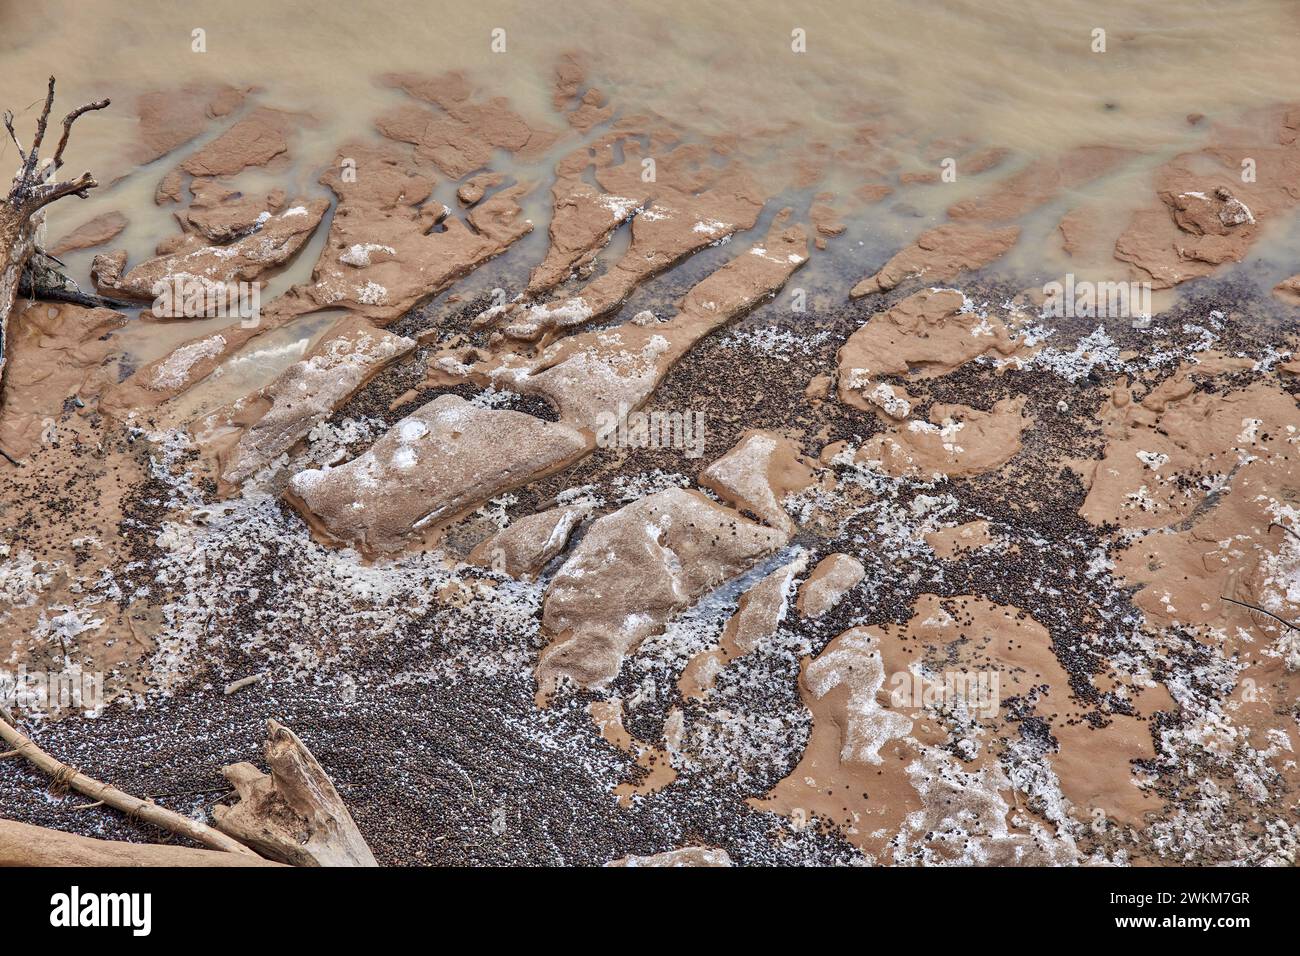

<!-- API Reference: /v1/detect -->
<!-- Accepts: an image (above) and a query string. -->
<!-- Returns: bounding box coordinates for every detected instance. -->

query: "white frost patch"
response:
[525,297,593,327]
[868,383,912,419]
[806,630,912,765]
[33,607,103,643]
[0,545,58,617]
[1023,326,1122,382]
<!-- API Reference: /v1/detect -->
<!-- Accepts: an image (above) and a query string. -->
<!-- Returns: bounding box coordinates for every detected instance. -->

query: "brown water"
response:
[3,0,1299,369]
[8,0,1298,164]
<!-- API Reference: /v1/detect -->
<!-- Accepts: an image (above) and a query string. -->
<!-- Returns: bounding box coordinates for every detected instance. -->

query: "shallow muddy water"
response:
[5,0,1300,312]
[7,0,1298,158]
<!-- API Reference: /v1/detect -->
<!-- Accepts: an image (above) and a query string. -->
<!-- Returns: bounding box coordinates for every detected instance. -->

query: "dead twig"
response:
[1270,522,1300,545]
[447,759,479,807]
[20,171,99,213]
[53,97,110,170]
[223,672,266,696]
[0,703,261,857]
[1220,596,1300,632]
[3,111,25,163]
[18,77,55,185]
[16,283,127,310]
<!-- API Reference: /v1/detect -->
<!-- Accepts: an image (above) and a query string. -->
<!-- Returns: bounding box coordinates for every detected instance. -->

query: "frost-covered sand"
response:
[2,3,1300,866]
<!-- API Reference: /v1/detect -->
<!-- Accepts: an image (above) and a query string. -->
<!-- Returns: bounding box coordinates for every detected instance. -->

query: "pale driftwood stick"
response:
[0,704,262,857]
[223,673,266,696]
[213,719,378,866]
[223,671,266,697]
[0,818,285,867]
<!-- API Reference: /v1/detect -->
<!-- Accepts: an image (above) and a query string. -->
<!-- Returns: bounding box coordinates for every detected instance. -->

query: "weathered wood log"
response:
[0,704,262,857]
[0,818,284,867]
[0,195,39,392]
[17,250,131,309]
[213,720,379,867]
[1,77,109,398]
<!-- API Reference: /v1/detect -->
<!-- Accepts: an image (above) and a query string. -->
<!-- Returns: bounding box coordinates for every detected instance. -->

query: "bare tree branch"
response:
[3,110,25,164]
[1270,521,1300,545]
[19,76,56,184]
[18,272,132,310]
[53,97,111,170]
[3,77,111,418]
[1221,595,1300,632]
[21,171,97,213]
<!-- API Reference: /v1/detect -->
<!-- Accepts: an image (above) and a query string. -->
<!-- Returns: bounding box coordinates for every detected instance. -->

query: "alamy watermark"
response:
[50,886,151,936]
[151,278,261,328]
[887,669,1000,718]
[594,401,707,459]
[0,666,103,716]
[1042,273,1151,328]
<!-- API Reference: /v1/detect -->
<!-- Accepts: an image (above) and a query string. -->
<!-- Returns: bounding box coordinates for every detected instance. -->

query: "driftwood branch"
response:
[213,719,378,866]
[0,818,284,867]
[2,77,110,395]
[19,77,56,185]
[54,98,110,170]
[15,280,129,310]
[0,703,261,857]
[18,250,130,309]
[3,111,25,163]
[21,171,98,213]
